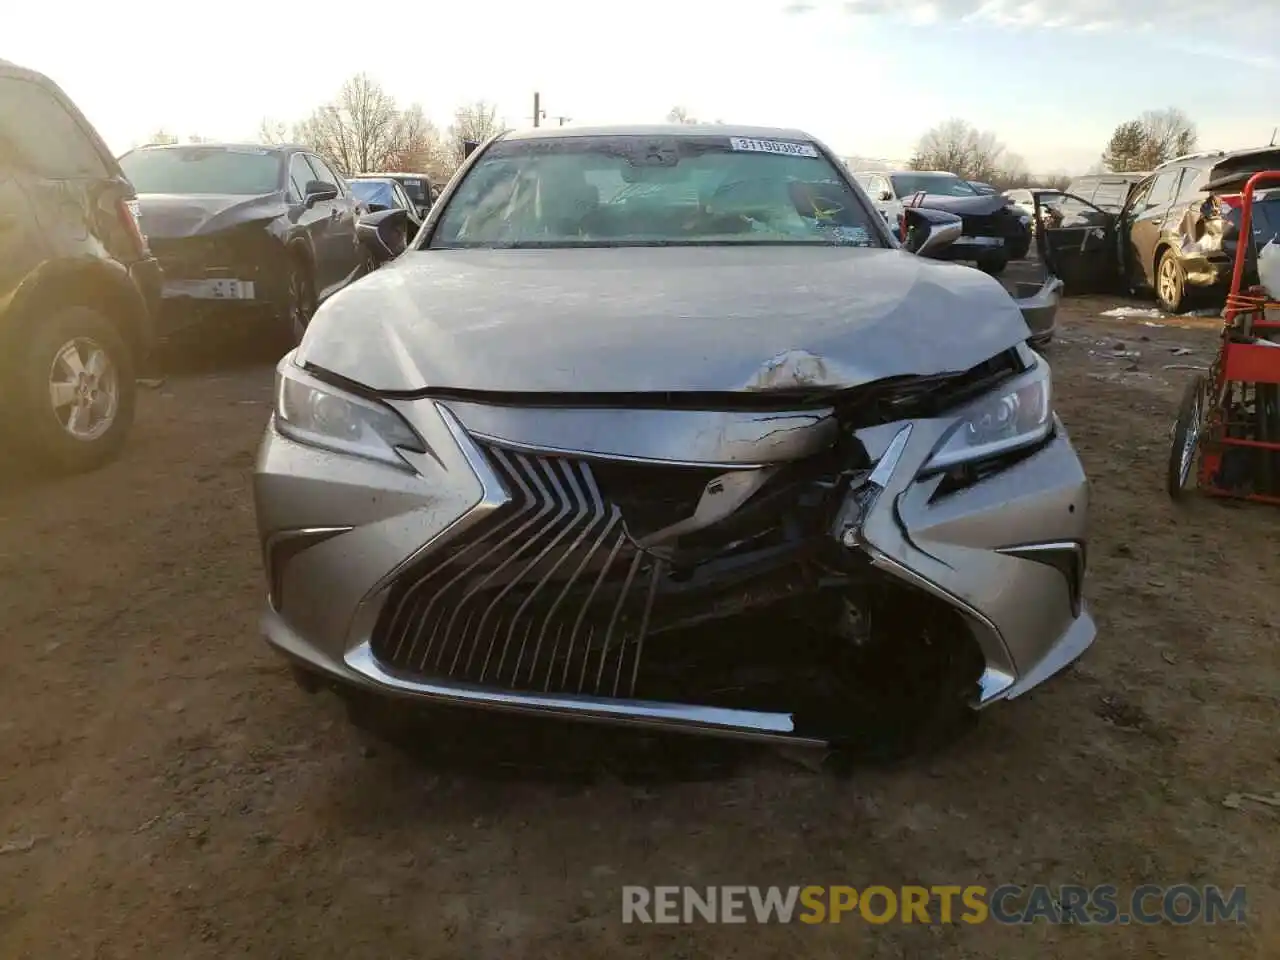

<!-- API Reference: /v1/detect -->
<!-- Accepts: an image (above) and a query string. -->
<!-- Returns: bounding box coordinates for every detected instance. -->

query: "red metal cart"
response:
[1167,170,1280,504]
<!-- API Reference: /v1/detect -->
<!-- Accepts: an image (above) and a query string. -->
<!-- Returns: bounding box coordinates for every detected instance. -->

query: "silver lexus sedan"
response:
[253,124,1094,750]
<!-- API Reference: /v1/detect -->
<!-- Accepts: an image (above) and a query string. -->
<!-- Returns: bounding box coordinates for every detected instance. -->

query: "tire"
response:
[281,254,316,346]
[977,253,1008,276]
[9,306,136,473]
[1166,374,1206,499]
[1155,247,1187,314]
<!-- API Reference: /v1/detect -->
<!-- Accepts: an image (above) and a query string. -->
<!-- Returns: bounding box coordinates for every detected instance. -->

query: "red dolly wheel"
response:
[1167,374,1207,499]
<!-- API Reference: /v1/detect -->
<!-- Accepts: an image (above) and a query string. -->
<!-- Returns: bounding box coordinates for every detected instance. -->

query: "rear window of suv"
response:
[1090,180,1132,212]
[0,77,110,179]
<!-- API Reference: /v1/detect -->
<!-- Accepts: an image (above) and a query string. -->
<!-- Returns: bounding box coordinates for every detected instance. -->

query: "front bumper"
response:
[160,292,280,335]
[254,374,1094,742]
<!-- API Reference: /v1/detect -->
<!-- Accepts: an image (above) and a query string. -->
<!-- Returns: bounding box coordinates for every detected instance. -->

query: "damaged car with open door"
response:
[1036,148,1280,312]
[254,125,1094,756]
[118,143,368,344]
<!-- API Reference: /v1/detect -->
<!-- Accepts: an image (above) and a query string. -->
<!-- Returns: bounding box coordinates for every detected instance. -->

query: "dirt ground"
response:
[1,296,1278,959]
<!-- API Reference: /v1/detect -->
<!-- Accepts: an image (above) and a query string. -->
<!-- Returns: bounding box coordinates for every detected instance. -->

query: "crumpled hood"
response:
[911,193,1014,217]
[135,192,286,239]
[296,246,1032,394]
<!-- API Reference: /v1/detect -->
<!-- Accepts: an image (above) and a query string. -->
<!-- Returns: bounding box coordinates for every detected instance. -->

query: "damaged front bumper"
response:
[254,351,1094,744]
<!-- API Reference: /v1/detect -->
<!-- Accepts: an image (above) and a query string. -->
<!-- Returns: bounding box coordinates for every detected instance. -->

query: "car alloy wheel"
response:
[48,337,119,442]
[1157,251,1184,313]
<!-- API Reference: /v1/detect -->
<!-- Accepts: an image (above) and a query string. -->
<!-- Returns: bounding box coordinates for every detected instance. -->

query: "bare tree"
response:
[992,152,1031,190]
[383,104,445,173]
[1136,108,1197,168]
[967,129,1007,183]
[1101,110,1197,172]
[258,118,291,145]
[294,74,433,175]
[909,119,1006,181]
[446,101,502,165]
[666,106,697,124]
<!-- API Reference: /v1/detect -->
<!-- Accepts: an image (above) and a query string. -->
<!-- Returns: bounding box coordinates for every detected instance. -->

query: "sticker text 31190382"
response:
[728,138,820,158]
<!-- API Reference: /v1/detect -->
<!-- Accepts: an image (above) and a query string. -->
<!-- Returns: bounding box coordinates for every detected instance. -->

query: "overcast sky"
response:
[7,0,1278,173]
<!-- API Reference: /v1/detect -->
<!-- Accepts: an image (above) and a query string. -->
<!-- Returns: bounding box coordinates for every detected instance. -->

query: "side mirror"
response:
[902,207,963,258]
[304,180,339,207]
[878,189,893,202]
[356,208,409,265]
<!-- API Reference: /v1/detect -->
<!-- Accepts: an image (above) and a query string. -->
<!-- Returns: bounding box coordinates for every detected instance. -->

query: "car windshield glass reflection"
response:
[350,180,399,208]
[431,135,881,248]
[119,146,281,195]
[890,174,978,198]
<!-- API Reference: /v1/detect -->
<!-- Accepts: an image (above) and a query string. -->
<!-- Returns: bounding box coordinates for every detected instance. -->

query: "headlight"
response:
[924,358,1052,471]
[274,360,425,469]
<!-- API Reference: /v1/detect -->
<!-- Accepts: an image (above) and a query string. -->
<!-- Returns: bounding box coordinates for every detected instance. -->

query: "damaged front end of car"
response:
[256,341,1093,749]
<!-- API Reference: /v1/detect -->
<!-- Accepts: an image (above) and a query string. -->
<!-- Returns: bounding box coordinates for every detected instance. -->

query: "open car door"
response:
[1034,190,1120,295]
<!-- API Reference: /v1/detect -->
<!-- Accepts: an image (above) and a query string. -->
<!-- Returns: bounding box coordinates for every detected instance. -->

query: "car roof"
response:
[501,123,816,142]
[128,141,297,155]
[351,171,430,178]
[1158,146,1279,171]
[0,58,47,83]
[1071,172,1150,181]
[1,59,124,177]
[884,169,959,177]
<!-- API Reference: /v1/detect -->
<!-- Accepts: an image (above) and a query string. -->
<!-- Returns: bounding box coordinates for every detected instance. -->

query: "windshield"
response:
[349,179,399,208]
[119,146,281,195]
[890,173,978,198]
[430,134,881,248]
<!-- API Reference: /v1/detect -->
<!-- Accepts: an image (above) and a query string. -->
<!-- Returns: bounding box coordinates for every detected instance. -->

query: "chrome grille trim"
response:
[371,441,671,699]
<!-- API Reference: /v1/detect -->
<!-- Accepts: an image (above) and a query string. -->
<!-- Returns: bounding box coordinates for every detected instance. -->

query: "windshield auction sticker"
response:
[728,138,819,158]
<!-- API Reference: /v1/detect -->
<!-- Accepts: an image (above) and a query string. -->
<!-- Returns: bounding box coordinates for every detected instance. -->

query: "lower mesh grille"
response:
[369,444,727,699]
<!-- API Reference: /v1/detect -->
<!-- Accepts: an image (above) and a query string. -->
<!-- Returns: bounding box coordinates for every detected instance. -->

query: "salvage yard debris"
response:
[0,836,40,855]
[1102,307,1165,320]
[1221,792,1280,811]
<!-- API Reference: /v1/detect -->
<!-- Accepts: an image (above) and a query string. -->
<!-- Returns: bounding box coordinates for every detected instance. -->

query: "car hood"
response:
[910,194,1013,217]
[296,246,1033,395]
[135,193,286,240]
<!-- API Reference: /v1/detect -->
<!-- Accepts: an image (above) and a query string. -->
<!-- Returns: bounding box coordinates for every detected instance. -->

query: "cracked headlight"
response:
[274,360,425,469]
[925,358,1052,471]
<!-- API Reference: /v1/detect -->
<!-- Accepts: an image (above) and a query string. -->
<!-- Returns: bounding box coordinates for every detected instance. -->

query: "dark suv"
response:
[352,172,435,219]
[1039,148,1280,312]
[0,60,161,472]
